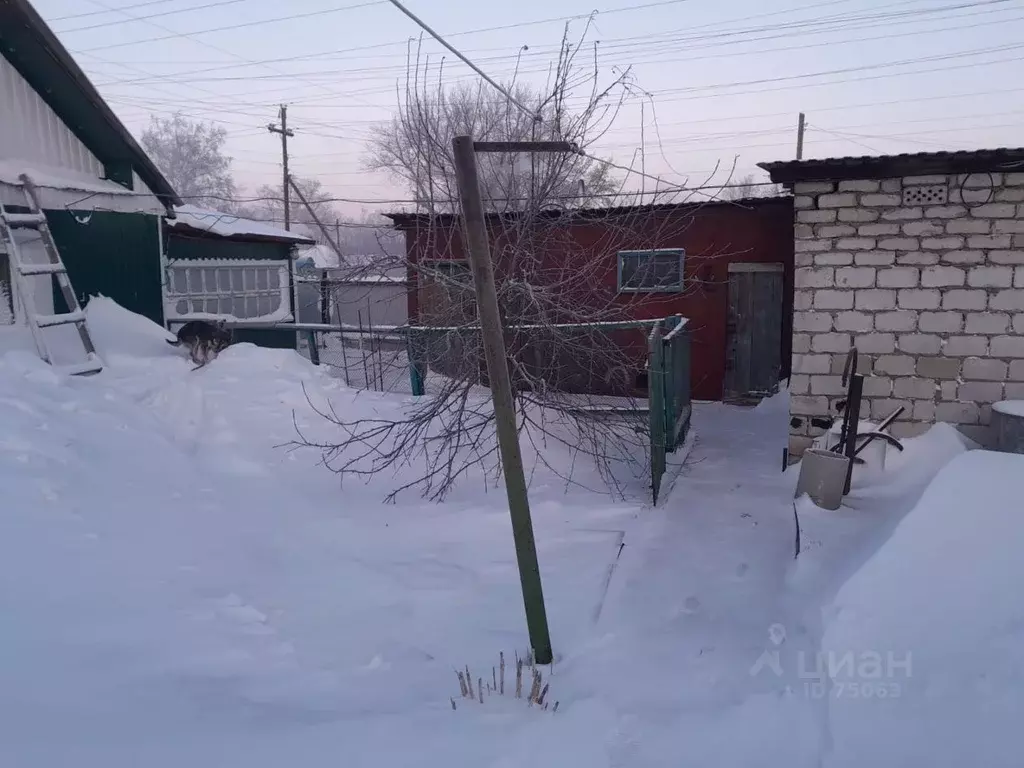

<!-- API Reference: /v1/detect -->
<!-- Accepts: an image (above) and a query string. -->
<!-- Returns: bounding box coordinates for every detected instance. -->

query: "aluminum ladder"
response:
[0,173,102,375]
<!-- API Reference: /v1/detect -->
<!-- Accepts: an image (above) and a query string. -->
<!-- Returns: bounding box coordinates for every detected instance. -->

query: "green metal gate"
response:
[649,315,692,504]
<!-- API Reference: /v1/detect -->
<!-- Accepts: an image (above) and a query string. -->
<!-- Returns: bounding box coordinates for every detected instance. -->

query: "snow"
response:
[0,160,165,215]
[166,307,296,325]
[0,298,1016,765]
[993,399,1024,417]
[169,205,315,244]
[295,243,340,268]
[821,449,1024,768]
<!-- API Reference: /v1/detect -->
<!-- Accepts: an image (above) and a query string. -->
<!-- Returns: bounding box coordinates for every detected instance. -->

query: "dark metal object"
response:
[842,374,864,495]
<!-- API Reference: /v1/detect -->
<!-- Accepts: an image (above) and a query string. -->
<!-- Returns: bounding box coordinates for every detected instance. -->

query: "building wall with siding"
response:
[788,173,1024,455]
[0,53,103,180]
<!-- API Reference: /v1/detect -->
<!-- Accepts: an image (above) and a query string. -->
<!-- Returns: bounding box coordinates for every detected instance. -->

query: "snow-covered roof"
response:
[295,243,340,268]
[294,246,406,283]
[0,161,166,215]
[167,205,315,244]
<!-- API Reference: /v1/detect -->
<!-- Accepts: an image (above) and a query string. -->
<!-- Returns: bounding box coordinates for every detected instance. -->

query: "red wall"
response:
[398,198,794,401]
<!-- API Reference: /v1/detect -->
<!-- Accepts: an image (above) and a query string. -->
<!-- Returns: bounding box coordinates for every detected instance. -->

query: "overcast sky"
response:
[32,0,1024,216]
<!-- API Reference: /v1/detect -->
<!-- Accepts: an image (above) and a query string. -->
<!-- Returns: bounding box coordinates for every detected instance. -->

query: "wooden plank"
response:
[749,270,784,394]
[735,272,754,397]
[727,262,785,273]
[724,273,739,399]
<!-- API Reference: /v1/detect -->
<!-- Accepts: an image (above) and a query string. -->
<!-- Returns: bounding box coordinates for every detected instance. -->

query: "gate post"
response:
[649,322,666,504]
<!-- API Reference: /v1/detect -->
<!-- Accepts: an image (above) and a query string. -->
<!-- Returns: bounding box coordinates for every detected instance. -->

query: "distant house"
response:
[0,0,318,359]
[164,205,314,349]
[387,198,794,401]
[0,0,179,327]
[294,245,409,329]
[760,147,1024,456]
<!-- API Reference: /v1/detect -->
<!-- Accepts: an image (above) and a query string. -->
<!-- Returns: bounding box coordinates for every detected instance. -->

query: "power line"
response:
[49,0,173,21]
[76,1,388,53]
[384,0,538,119]
[58,0,250,33]
[83,0,888,87]
[89,0,1013,89]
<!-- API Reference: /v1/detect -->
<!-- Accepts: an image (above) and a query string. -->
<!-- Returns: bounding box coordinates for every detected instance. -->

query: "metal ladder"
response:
[0,173,102,375]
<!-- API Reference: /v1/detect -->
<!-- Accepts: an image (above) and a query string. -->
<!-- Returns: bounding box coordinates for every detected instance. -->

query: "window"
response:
[165,259,292,322]
[617,249,685,292]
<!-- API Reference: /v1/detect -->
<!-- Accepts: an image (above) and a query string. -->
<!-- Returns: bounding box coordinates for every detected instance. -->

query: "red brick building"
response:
[388,196,794,401]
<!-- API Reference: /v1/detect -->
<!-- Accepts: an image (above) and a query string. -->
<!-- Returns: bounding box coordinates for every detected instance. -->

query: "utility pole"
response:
[289,177,344,264]
[796,112,806,160]
[451,136,575,666]
[268,105,294,230]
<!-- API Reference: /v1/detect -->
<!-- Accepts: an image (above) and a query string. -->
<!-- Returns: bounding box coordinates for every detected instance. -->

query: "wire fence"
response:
[303,330,417,393]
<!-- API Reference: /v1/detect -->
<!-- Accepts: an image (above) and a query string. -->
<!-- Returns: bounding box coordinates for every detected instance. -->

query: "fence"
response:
[648,315,693,504]
[235,314,692,503]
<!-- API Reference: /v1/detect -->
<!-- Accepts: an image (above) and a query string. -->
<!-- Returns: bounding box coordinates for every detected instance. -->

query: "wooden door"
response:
[724,263,784,402]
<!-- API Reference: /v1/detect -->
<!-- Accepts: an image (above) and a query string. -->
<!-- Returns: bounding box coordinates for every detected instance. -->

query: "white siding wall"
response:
[0,54,104,180]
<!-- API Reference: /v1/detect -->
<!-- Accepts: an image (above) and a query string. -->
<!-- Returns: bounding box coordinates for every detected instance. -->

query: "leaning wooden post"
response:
[451,135,553,664]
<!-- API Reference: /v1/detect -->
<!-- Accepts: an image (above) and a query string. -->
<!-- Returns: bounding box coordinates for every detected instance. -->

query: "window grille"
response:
[617,249,685,292]
[165,259,292,321]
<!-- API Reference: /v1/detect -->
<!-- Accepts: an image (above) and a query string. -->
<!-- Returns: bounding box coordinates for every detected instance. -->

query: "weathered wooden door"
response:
[724,263,784,402]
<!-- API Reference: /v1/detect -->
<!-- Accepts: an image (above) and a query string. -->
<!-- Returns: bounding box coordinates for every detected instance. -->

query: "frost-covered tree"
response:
[721,174,783,201]
[238,176,340,241]
[141,113,236,209]
[365,80,619,211]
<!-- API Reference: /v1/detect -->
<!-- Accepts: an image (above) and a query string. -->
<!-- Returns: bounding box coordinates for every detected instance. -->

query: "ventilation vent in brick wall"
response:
[902,184,947,205]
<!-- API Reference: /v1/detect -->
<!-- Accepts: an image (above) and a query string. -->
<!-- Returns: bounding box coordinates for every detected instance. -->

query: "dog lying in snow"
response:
[166,320,233,369]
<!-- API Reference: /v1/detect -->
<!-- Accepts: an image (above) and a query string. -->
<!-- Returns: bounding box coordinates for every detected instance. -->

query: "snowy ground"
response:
[0,298,1017,766]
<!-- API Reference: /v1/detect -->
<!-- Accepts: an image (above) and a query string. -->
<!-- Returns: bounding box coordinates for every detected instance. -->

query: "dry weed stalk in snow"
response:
[450,651,557,712]
[296,20,752,502]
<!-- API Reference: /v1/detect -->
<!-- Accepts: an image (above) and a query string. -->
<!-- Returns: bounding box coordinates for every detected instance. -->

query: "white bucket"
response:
[794,449,851,510]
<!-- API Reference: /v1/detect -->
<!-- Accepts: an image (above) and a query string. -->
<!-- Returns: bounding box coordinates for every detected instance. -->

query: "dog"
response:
[166,320,233,369]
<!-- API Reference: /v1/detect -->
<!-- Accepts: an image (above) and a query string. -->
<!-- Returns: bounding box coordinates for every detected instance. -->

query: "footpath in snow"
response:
[0,297,1019,766]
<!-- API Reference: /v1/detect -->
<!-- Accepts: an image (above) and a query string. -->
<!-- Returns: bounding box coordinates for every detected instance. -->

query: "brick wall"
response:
[789,172,1024,455]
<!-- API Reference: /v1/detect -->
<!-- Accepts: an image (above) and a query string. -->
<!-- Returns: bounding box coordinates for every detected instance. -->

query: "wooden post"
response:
[267,105,293,229]
[649,322,666,504]
[289,176,345,265]
[451,135,552,665]
[320,269,330,327]
[796,112,806,160]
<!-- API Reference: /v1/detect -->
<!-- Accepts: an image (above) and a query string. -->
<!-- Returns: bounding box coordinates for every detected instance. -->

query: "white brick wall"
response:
[786,171,1024,455]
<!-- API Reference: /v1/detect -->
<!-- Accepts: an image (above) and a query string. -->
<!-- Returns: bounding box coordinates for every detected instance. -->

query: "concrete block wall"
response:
[788,172,1024,455]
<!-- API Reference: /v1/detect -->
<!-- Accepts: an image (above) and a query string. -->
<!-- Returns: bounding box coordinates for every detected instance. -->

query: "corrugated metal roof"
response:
[759,147,1024,184]
[386,194,792,227]
[168,206,315,244]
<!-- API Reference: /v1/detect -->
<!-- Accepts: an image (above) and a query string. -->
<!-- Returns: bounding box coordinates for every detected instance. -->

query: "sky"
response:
[30,0,1024,217]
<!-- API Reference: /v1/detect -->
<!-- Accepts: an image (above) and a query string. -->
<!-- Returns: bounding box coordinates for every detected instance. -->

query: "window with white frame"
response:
[617,249,685,292]
[165,259,292,321]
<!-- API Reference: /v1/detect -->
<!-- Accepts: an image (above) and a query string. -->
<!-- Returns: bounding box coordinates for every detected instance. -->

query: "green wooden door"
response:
[44,210,164,324]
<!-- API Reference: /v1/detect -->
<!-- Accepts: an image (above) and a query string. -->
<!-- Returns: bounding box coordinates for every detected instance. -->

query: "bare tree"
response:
[237,176,339,239]
[720,173,783,201]
[365,48,622,211]
[141,113,236,210]
[297,24,720,502]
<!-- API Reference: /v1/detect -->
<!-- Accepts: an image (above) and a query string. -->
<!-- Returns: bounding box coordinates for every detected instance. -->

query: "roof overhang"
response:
[166,206,316,245]
[759,148,1024,185]
[385,195,793,229]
